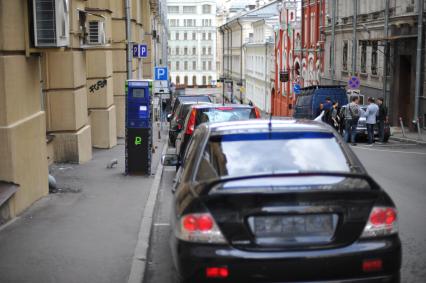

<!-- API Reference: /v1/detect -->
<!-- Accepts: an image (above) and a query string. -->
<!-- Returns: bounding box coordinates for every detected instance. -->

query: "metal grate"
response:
[34,0,56,46]
[88,21,100,44]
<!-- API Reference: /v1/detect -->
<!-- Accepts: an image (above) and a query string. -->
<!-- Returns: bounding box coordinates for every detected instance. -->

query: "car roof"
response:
[203,119,334,134]
[190,103,254,110]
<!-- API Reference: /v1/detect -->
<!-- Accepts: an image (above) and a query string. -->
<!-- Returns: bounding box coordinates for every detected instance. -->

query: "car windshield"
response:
[196,108,256,125]
[206,132,350,178]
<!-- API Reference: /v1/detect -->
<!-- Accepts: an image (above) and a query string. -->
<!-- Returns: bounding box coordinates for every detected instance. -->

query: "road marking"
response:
[354,146,426,155]
[154,223,170,226]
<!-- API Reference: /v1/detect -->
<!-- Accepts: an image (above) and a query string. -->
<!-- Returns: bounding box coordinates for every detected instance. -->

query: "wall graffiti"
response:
[89,79,107,93]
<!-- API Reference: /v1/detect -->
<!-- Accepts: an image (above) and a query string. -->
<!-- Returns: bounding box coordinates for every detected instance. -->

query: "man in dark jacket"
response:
[377,97,388,143]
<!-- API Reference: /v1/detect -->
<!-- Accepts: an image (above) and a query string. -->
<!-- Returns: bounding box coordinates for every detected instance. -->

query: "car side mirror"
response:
[167,113,172,122]
[161,154,179,166]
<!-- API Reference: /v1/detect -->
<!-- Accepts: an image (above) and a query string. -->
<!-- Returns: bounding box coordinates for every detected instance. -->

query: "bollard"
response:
[399,117,406,137]
[416,118,423,141]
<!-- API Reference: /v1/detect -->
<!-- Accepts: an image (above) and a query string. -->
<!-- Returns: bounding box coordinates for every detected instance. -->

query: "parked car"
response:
[162,119,401,283]
[168,102,210,147]
[168,95,212,123]
[175,104,261,168]
[293,85,348,120]
[340,105,391,142]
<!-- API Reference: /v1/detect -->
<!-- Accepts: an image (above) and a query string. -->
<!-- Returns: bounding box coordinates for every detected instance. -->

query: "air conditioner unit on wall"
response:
[87,21,106,45]
[33,0,70,47]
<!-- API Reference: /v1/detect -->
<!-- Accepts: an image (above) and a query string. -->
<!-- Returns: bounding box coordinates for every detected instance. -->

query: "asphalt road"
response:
[144,141,426,283]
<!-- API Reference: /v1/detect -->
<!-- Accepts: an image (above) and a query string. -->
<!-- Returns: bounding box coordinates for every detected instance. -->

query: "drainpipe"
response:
[352,0,357,75]
[383,0,389,107]
[265,42,269,112]
[331,0,336,83]
[125,0,132,80]
[237,19,243,103]
[414,0,424,123]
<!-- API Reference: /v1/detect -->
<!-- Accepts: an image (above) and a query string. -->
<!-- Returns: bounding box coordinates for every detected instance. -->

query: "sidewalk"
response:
[390,127,426,145]
[0,123,168,283]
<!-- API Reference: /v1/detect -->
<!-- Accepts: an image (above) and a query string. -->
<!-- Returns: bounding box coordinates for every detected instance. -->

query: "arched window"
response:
[202,76,207,85]
[192,76,197,86]
[176,76,180,84]
[184,76,188,85]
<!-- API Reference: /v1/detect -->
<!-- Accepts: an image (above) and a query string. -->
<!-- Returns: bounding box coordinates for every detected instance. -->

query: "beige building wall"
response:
[0,0,164,222]
[0,0,48,218]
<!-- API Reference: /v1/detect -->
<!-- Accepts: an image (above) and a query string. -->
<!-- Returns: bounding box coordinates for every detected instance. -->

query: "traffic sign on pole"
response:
[154,67,168,81]
[132,44,148,58]
[348,76,360,89]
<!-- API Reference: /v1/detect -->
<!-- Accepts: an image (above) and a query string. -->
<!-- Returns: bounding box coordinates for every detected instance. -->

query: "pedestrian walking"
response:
[323,97,333,123]
[364,97,379,145]
[331,102,340,130]
[344,96,361,145]
[376,97,388,143]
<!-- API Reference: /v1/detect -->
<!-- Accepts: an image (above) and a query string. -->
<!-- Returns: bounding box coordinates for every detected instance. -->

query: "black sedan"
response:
[162,119,401,283]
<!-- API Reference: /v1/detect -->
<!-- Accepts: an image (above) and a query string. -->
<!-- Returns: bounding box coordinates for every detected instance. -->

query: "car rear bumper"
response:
[172,236,401,283]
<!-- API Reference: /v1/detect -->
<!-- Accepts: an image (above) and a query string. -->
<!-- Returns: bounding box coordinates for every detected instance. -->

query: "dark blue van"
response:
[293,85,348,119]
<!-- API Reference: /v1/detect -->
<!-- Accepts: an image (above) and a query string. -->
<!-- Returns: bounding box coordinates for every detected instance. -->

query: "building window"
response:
[202,76,207,85]
[176,61,180,71]
[192,32,196,40]
[184,76,189,85]
[208,47,212,55]
[371,42,378,75]
[202,19,211,27]
[310,13,315,45]
[184,32,187,40]
[168,47,171,55]
[208,61,212,70]
[184,47,188,55]
[192,61,196,70]
[202,47,206,55]
[360,41,367,73]
[183,6,196,14]
[192,76,197,85]
[176,32,179,40]
[208,33,212,40]
[176,76,180,84]
[202,33,206,40]
[184,61,188,70]
[168,6,179,14]
[192,47,196,55]
[175,47,179,55]
[208,76,212,84]
[202,61,206,70]
[202,4,211,14]
[343,41,348,71]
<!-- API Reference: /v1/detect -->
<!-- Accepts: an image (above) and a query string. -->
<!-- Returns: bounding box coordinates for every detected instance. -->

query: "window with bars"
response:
[360,41,367,73]
[371,42,378,75]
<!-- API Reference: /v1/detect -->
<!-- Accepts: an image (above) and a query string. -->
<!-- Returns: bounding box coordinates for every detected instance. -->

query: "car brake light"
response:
[176,213,226,244]
[362,259,383,272]
[206,267,229,278]
[254,107,261,118]
[216,107,234,110]
[185,109,196,135]
[361,207,398,238]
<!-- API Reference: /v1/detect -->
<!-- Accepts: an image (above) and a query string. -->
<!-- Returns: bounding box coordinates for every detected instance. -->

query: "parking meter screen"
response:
[132,89,145,98]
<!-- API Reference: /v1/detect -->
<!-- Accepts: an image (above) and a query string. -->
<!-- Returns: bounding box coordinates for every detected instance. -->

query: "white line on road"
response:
[154,223,170,226]
[354,146,426,155]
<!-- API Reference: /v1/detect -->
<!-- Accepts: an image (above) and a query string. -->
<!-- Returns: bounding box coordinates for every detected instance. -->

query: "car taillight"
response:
[361,207,398,238]
[216,107,234,110]
[176,213,226,244]
[206,267,229,278]
[254,107,261,118]
[362,259,383,272]
[185,109,196,135]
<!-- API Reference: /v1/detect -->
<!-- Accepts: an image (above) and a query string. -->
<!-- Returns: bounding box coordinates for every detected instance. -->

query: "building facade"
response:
[273,0,302,116]
[220,1,278,104]
[167,0,217,87]
[245,18,277,113]
[0,0,167,224]
[322,0,425,127]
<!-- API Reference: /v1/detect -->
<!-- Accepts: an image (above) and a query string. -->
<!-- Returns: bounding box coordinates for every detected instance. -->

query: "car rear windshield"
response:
[195,107,256,126]
[203,132,350,178]
[178,96,211,103]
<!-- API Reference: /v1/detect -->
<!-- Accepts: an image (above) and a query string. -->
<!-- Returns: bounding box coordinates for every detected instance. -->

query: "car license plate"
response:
[250,214,336,241]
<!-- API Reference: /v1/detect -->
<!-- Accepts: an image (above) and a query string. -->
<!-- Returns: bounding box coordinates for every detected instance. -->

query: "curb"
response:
[127,144,168,283]
[390,136,426,145]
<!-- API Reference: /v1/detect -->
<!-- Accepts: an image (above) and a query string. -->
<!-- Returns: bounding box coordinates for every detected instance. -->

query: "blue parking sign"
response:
[293,83,301,94]
[132,45,139,57]
[154,67,168,81]
[139,44,148,58]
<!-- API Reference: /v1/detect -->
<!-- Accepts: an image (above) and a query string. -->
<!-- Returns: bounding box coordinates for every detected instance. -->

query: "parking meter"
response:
[125,80,153,175]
